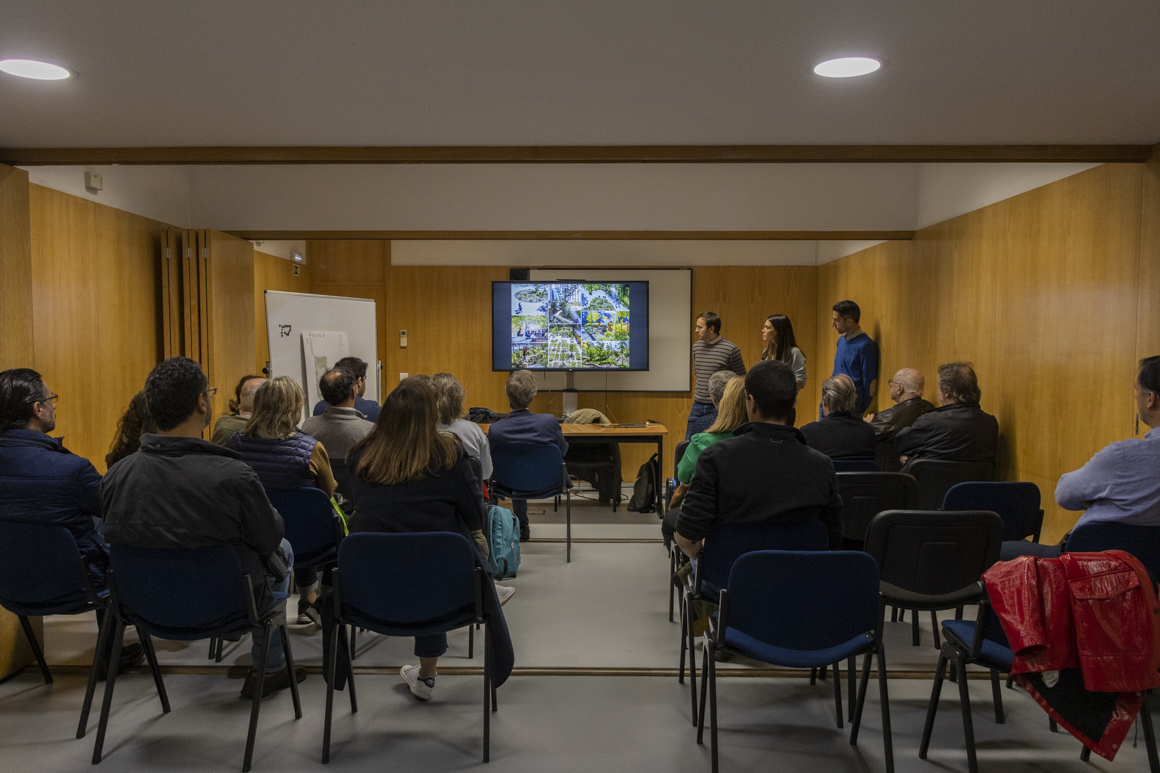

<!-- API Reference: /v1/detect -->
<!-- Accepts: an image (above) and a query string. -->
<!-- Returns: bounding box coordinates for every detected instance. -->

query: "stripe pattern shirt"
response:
[691,337,746,403]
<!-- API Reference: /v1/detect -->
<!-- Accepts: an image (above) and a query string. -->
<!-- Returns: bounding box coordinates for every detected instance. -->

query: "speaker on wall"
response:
[509,268,530,281]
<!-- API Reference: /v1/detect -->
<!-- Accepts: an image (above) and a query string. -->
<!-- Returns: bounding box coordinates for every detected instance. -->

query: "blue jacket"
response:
[0,429,108,579]
[487,409,569,457]
[313,396,380,422]
[226,431,317,490]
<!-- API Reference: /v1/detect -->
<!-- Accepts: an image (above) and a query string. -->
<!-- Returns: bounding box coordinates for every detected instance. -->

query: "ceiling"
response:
[1,1,1159,149]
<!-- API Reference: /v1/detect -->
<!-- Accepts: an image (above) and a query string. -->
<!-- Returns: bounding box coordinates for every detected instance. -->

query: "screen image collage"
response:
[510,283,630,369]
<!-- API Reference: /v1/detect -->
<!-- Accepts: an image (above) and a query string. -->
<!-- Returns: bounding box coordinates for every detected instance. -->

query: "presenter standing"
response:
[687,312,746,440]
[760,314,807,426]
[826,300,879,418]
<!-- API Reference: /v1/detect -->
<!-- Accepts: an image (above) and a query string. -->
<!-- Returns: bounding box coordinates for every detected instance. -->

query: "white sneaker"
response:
[400,665,435,701]
[495,584,516,606]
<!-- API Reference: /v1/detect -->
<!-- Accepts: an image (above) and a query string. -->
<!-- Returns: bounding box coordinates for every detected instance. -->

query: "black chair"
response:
[0,521,159,740]
[875,439,902,472]
[905,459,995,510]
[835,472,917,543]
[331,459,356,508]
[832,459,879,472]
[697,550,894,773]
[92,543,301,772]
[943,481,1044,543]
[491,443,571,561]
[1067,521,1160,578]
[678,519,829,725]
[323,532,495,763]
[865,509,1004,651]
[666,439,693,622]
[673,440,690,476]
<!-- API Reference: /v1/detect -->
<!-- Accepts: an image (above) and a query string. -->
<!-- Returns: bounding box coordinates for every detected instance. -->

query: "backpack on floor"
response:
[627,453,659,514]
[487,504,521,579]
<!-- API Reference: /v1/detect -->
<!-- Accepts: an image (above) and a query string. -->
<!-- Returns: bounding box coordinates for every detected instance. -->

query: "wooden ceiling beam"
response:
[232,230,915,241]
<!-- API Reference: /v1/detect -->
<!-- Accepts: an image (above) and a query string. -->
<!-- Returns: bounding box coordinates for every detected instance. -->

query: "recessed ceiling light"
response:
[813,57,881,78]
[0,59,71,80]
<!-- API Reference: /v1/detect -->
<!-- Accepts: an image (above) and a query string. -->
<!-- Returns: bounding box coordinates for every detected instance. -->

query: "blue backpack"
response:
[487,504,521,579]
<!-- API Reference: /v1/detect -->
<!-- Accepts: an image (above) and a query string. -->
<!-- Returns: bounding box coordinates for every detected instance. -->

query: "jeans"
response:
[685,402,714,441]
[252,538,293,673]
[415,634,448,659]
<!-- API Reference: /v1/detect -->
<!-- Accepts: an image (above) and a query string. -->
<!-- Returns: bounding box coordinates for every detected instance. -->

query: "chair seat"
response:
[941,619,1013,671]
[724,627,874,669]
[0,589,101,617]
[490,482,564,500]
[126,592,288,642]
[342,603,477,639]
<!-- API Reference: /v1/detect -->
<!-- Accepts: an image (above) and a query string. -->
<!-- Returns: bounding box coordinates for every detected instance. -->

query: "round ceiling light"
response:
[0,59,71,80]
[813,57,881,78]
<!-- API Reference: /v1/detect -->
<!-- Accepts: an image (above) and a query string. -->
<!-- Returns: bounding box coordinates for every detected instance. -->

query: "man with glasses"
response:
[0,367,145,672]
[864,368,935,442]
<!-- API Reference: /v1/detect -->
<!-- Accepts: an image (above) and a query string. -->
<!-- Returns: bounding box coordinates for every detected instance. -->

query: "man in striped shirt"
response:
[687,312,746,440]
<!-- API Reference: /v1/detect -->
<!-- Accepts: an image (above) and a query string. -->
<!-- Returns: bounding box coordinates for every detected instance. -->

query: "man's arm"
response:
[820,472,844,549]
[1055,445,1118,511]
[674,450,720,558]
[233,468,285,558]
[729,345,747,376]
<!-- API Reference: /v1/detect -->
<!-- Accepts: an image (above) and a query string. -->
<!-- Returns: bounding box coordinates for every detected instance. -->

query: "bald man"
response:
[864,368,935,441]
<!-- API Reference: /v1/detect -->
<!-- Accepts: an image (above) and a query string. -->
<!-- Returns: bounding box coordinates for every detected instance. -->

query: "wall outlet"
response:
[400,329,408,348]
[399,372,408,381]
[84,171,103,192]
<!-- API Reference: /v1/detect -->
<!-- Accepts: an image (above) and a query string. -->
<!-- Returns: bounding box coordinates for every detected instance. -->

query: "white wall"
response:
[19,165,193,227]
[915,163,1100,230]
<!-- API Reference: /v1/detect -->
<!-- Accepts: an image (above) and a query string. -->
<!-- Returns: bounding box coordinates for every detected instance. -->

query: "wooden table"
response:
[481,422,669,517]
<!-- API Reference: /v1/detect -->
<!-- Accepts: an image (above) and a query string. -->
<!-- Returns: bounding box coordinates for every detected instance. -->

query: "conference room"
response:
[1,4,1159,773]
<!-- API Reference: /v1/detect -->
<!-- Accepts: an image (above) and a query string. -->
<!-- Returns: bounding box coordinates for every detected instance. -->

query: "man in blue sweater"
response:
[826,300,879,418]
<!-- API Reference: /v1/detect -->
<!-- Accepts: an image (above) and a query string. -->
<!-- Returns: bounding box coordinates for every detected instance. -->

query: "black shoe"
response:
[297,597,321,626]
[97,642,145,680]
[519,526,531,542]
[240,665,308,699]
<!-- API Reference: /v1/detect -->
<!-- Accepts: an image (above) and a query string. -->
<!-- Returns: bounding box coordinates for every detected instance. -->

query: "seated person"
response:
[675,360,843,558]
[1002,356,1160,559]
[487,370,568,543]
[864,368,935,441]
[311,356,380,422]
[686,370,734,437]
[346,377,513,701]
[800,374,877,460]
[430,372,492,481]
[228,376,336,624]
[895,361,998,469]
[106,390,158,468]
[211,374,264,445]
[301,368,375,463]
[101,357,303,698]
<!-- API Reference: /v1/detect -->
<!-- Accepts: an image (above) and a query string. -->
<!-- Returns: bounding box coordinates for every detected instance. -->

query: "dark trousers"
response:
[685,402,714,441]
[415,634,448,658]
[1000,539,1063,561]
[512,499,528,530]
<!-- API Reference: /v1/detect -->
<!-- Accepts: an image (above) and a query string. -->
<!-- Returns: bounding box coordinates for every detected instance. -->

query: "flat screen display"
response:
[492,281,649,371]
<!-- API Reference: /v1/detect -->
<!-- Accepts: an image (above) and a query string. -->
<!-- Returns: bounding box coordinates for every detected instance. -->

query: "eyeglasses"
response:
[204,387,218,397]
[38,394,59,405]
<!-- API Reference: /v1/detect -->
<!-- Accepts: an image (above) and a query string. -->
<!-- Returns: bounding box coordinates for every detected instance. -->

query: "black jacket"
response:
[894,402,999,465]
[800,414,877,460]
[869,397,936,441]
[101,435,285,607]
[675,422,843,549]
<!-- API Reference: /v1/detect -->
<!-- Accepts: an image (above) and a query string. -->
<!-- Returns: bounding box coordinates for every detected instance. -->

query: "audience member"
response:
[311,356,380,421]
[687,311,746,440]
[301,368,374,463]
[864,368,935,441]
[827,300,879,417]
[346,377,513,701]
[675,360,843,557]
[106,390,158,468]
[895,362,998,468]
[430,372,492,480]
[227,376,336,625]
[101,357,304,698]
[801,374,877,460]
[1001,356,1160,560]
[686,370,734,437]
[488,370,568,542]
[211,374,265,445]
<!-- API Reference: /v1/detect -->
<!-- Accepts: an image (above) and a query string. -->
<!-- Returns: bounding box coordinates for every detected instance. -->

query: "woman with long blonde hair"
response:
[666,376,747,518]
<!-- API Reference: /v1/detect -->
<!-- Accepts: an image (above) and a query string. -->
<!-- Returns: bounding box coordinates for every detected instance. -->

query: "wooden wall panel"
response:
[253,250,310,371]
[0,165,34,370]
[1137,155,1160,366]
[309,240,388,284]
[206,231,255,423]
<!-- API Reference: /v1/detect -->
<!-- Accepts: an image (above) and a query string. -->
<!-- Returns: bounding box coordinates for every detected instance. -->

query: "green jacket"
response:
[677,431,731,484]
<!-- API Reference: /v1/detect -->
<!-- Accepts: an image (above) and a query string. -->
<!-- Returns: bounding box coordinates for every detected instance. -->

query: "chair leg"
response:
[708,639,719,773]
[990,668,1005,724]
[469,623,475,660]
[687,593,698,726]
[349,625,357,660]
[832,662,844,729]
[850,650,873,744]
[668,550,676,623]
[1007,673,1014,690]
[955,652,979,773]
[1080,745,1091,762]
[208,637,218,660]
[78,605,115,738]
[891,606,899,623]
[242,622,272,773]
[678,593,687,685]
[565,490,572,563]
[810,667,817,685]
[323,619,340,764]
[338,625,357,714]
[215,636,225,663]
[91,619,126,764]
[18,615,52,684]
[483,622,491,763]
[912,610,921,647]
[280,624,302,719]
[1049,717,1058,732]
[919,650,949,759]
[1140,694,1159,773]
[139,632,170,713]
[931,611,941,649]
[876,645,895,773]
[696,637,710,745]
[848,656,856,723]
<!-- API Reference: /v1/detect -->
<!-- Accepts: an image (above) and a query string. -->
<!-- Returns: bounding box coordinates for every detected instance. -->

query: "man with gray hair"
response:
[896,362,998,468]
[301,368,374,462]
[686,370,735,437]
[488,370,569,541]
[865,368,935,442]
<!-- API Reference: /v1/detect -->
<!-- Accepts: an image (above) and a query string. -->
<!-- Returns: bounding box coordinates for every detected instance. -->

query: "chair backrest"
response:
[942,481,1042,542]
[836,472,919,542]
[332,460,356,506]
[1066,522,1160,580]
[726,550,880,650]
[832,459,880,472]
[864,509,1004,597]
[337,532,476,624]
[906,459,995,510]
[0,521,90,613]
[875,439,902,473]
[673,440,690,476]
[466,456,485,487]
[265,487,339,559]
[490,443,565,494]
[109,543,250,632]
[700,519,829,592]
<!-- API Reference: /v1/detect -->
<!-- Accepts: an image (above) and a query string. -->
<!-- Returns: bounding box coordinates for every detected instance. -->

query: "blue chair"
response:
[905,459,995,510]
[92,543,301,772]
[678,519,830,726]
[0,521,162,740]
[696,550,893,773]
[490,443,571,561]
[1066,521,1160,579]
[832,458,880,472]
[323,532,494,763]
[943,481,1044,542]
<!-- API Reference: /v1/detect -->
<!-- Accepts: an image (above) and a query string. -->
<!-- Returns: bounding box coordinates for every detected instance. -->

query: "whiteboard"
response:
[264,291,381,414]
[529,268,691,392]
